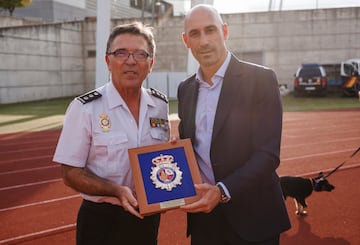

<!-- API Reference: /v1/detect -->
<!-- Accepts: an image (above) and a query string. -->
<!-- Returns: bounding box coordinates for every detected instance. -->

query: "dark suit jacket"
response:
[177,54,291,241]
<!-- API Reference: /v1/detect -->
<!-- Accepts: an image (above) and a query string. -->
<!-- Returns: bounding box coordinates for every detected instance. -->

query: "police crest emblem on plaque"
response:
[150,154,182,191]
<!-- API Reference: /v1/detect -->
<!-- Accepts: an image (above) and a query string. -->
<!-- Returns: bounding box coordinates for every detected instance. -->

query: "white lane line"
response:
[0,223,76,244]
[0,194,80,212]
[0,165,59,175]
[282,137,360,147]
[281,148,358,162]
[0,179,62,191]
[292,163,360,177]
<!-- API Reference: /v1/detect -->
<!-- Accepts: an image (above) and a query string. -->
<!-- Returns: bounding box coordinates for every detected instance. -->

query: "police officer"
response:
[53,22,169,245]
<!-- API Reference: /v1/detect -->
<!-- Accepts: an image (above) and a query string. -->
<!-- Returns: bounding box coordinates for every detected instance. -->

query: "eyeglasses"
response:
[107,49,150,62]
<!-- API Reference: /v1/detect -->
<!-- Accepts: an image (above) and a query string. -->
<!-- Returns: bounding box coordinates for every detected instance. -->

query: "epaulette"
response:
[76,90,102,104]
[149,88,168,104]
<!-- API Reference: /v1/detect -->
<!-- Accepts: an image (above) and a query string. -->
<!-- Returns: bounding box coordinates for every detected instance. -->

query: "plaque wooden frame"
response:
[128,139,202,216]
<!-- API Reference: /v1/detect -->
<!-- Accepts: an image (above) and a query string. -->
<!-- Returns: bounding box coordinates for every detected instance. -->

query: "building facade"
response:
[12,0,186,22]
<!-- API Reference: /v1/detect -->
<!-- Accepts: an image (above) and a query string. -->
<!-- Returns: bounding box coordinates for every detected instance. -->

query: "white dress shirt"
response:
[53,81,169,205]
[194,52,231,186]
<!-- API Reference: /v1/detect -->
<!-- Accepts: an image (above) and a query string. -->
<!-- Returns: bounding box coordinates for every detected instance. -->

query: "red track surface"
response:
[1,110,359,245]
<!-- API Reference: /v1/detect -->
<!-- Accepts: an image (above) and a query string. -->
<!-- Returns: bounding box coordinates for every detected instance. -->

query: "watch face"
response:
[221,195,230,203]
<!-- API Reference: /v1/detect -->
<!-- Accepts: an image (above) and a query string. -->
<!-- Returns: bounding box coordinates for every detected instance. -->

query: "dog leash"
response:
[323,147,360,178]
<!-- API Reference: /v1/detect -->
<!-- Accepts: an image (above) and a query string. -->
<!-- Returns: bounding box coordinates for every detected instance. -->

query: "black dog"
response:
[280,172,335,216]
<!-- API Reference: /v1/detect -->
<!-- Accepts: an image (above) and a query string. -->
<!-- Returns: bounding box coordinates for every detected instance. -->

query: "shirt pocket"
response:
[93,133,129,176]
[150,127,169,142]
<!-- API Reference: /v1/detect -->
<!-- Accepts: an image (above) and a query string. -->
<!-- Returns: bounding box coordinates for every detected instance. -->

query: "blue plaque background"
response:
[137,146,196,204]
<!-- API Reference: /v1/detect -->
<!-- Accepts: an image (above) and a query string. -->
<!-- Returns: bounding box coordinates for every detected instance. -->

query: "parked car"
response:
[294,64,327,96]
[340,58,360,97]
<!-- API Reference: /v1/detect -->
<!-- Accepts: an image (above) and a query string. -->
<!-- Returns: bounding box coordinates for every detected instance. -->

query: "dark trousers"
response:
[189,207,280,245]
[76,200,160,245]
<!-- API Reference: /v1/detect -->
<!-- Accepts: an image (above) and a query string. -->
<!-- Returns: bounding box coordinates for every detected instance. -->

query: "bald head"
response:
[184,4,224,32]
[182,4,229,77]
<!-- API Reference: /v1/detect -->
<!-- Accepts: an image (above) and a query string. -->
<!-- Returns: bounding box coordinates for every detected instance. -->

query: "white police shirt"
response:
[53,81,169,205]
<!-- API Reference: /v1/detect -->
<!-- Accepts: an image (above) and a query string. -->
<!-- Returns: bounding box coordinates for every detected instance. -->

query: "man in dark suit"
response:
[178,4,291,245]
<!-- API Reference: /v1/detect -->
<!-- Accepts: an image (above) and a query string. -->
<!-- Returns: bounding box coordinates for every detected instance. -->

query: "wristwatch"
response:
[216,183,230,203]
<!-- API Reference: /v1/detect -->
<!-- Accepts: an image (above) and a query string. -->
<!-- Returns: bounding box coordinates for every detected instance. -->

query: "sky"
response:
[212,0,360,13]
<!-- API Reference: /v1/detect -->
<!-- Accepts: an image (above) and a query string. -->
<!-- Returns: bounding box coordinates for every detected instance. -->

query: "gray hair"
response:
[106,22,156,57]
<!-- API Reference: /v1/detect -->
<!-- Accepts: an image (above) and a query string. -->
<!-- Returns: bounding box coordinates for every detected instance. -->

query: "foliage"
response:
[0,0,30,16]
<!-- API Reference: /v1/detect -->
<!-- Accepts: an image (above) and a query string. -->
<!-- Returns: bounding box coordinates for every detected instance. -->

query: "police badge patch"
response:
[99,113,110,132]
[150,154,182,191]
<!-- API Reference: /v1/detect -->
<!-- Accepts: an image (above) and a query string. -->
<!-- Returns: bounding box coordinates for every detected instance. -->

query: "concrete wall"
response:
[0,15,45,28]
[12,0,153,22]
[0,21,88,103]
[14,0,87,22]
[222,8,360,87]
[0,7,359,104]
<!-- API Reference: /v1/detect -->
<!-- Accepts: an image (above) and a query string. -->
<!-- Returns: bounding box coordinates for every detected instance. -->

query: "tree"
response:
[0,0,32,16]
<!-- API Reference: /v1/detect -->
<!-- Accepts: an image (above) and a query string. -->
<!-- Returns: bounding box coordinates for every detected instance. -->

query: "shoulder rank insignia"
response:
[76,90,102,104]
[149,88,168,104]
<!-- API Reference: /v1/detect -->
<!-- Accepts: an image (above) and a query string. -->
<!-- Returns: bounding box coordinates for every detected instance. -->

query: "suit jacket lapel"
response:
[182,77,199,142]
[212,56,242,142]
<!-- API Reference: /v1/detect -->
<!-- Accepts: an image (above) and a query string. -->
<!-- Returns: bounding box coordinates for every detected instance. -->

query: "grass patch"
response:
[282,95,359,111]
[0,97,73,116]
[169,100,178,114]
[0,97,73,127]
[0,95,358,121]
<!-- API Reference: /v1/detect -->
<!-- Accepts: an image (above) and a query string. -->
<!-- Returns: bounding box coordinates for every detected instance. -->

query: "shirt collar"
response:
[195,51,232,84]
[106,82,122,109]
[107,82,155,109]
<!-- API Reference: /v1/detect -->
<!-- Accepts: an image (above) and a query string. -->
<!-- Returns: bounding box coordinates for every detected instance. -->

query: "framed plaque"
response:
[128,138,202,216]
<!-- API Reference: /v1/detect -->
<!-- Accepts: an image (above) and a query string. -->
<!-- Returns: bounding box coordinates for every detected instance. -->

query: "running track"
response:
[0,110,359,244]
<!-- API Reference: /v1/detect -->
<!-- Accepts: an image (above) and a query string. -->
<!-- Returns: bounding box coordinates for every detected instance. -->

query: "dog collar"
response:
[311,178,321,191]
[310,178,318,191]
